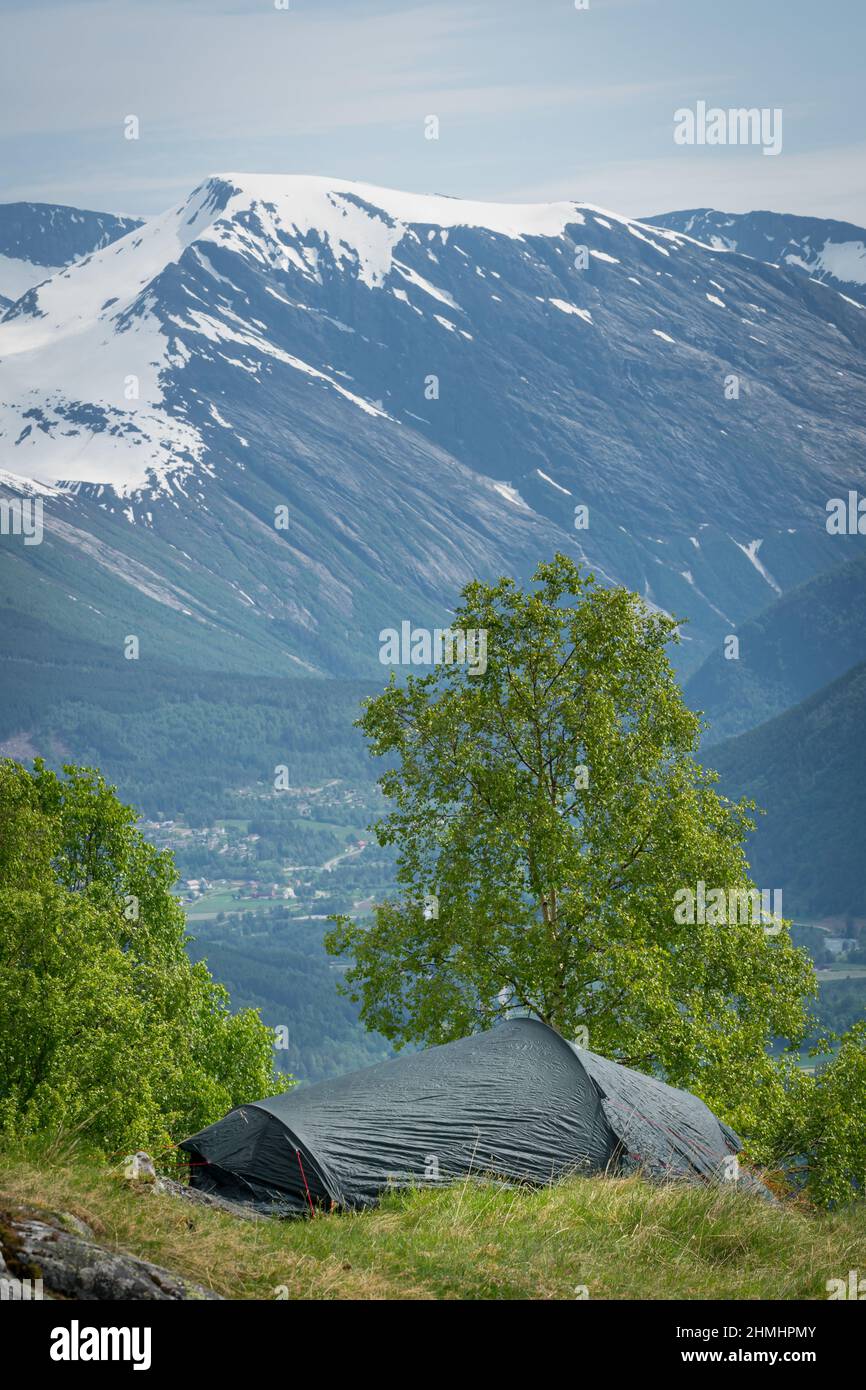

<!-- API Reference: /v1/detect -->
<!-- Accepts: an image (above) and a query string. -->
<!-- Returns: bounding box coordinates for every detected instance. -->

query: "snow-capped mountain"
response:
[648,207,866,305]
[1,175,865,678]
[0,202,141,313]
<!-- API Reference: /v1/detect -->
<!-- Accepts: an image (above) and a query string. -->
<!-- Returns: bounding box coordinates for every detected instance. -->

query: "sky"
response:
[1,0,864,224]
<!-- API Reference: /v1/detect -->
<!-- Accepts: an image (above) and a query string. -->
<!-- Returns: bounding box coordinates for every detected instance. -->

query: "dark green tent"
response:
[181,1018,760,1213]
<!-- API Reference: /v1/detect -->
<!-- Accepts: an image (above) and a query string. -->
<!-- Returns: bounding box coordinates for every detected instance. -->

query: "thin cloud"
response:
[509,143,866,226]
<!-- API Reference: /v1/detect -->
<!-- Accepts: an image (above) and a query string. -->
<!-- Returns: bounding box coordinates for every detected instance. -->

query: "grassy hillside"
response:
[3,1150,865,1300]
[711,660,866,916]
[685,548,866,743]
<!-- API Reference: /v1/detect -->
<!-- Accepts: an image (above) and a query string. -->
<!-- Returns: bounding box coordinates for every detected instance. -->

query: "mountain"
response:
[0,604,379,816]
[186,917,393,1084]
[648,208,866,305]
[0,201,141,312]
[684,550,866,742]
[2,176,866,681]
[710,660,866,917]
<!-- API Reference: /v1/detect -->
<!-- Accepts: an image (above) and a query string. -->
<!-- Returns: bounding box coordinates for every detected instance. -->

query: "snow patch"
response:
[392,260,461,312]
[732,537,782,594]
[536,469,572,495]
[549,298,592,323]
[491,481,529,509]
[0,252,63,305]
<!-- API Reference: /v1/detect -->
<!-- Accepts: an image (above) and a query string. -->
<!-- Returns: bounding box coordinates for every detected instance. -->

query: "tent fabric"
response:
[180,1018,756,1214]
[576,1050,747,1184]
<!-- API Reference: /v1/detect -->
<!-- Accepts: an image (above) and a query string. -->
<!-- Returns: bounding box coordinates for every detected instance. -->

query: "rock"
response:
[152,1175,265,1222]
[118,1151,157,1182]
[0,1201,222,1300]
[57,1211,94,1240]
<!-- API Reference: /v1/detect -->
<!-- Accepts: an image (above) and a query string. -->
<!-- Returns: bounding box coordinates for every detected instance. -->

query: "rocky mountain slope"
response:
[685,550,866,742]
[648,207,866,305]
[2,177,865,678]
[0,201,140,312]
[710,660,866,916]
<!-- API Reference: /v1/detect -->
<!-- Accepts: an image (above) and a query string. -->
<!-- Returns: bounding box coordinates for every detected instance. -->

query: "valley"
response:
[2,184,865,1087]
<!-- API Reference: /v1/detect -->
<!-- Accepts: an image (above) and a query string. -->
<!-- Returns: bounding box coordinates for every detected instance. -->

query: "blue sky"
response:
[1,0,864,222]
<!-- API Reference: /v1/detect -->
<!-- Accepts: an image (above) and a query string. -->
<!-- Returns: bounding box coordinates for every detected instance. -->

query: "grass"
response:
[301,818,359,840]
[2,1149,865,1300]
[184,890,275,919]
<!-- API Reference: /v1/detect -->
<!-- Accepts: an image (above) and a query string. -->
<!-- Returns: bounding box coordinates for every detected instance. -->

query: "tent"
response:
[180,1018,761,1213]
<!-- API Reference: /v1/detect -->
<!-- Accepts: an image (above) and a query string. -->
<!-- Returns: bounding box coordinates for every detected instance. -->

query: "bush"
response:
[747,1026,866,1207]
[0,759,278,1156]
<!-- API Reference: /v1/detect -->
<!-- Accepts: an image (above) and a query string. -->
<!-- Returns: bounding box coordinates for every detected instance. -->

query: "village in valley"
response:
[140,776,390,926]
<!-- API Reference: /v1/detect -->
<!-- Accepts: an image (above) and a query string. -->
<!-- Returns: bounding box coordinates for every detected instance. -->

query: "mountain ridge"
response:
[711,659,866,916]
[647,207,866,304]
[2,176,865,677]
[685,549,866,742]
[0,200,141,312]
